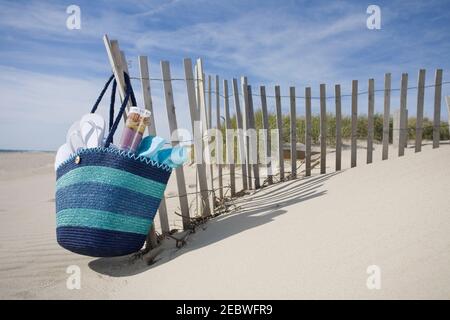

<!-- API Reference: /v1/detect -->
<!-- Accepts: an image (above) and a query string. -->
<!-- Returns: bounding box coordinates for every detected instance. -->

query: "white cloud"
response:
[134,9,372,84]
[0,66,104,150]
[0,64,193,150]
[0,0,449,150]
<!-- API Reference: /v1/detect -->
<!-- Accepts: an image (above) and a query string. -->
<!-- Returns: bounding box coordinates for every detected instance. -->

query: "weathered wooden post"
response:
[335,84,342,171]
[394,106,409,148]
[446,96,450,135]
[415,69,426,153]
[433,69,443,148]
[398,73,408,157]
[103,36,128,108]
[161,61,191,229]
[232,79,248,190]
[196,59,215,212]
[247,85,260,189]
[305,87,312,176]
[242,77,253,189]
[183,58,211,217]
[260,86,273,185]
[138,56,170,236]
[319,84,327,174]
[215,75,224,199]
[275,86,285,180]
[207,75,215,202]
[290,87,297,178]
[367,79,374,164]
[351,80,358,168]
[223,79,236,196]
[382,73,391,160]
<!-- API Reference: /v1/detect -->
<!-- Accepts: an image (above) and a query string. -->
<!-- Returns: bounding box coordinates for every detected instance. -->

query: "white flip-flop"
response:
[80,114,106,149]
[55,143,73,171]
[66,121,85,152]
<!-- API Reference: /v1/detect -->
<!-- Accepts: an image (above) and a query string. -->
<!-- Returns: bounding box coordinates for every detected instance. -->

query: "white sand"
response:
[0,142,449,299]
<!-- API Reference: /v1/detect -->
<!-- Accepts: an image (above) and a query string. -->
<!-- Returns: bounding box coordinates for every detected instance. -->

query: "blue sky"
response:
[0,0,449,150]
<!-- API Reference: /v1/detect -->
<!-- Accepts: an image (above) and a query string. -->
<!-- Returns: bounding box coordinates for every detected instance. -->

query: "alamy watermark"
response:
[366,265,381,290]
[366,5,381,30]
[167,124,279,168]
[66,5,81,30]
[66,265,81,290]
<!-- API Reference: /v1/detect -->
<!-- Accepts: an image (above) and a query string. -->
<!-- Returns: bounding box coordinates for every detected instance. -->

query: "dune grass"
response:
[222,111,449,147]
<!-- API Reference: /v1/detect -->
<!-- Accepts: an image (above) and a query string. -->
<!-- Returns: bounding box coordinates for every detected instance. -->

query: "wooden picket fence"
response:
[103,36,447,238]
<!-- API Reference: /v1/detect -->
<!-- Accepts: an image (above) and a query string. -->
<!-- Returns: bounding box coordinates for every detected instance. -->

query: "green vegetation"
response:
[222,111,450,147]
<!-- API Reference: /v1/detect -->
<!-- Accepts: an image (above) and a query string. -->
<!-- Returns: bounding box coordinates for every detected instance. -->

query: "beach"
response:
[0,142,449,299]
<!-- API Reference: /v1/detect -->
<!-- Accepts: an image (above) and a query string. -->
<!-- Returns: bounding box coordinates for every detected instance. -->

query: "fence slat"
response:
[320,84,327,174]
[139,56,170,234]
[415,69,426,153]
[351,80,358,168]
[193,64,201,214]
[183,58,211,217]
[247,85,261,189]
[335,85,342,171]
[446,96,450,134]
[138,57,154,120]
[196,59,215,212]
[260,86,273,185]
[206,75,215,202]
[216,75,224,199]
[160,61,191,229]
[232,79,248,190]
[103,37,126,102]
[382,73,391,160]
[290,87,297,178]
[195,64,200,114]
[398,73,408,157]
[139,56,166,244]
[112,45,131,121]
[367,79,375,164]
[305,87,312,177]
[118,50,132,119]
[103,38,131,123]
[275,86,285,180]
[223,79,236,196]
[119,50,129,74]
[242,78,253,189]
[208,75,213,129]
[433,69,443,148]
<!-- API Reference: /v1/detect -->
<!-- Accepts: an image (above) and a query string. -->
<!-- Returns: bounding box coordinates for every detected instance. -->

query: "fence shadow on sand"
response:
[89,171,341,277]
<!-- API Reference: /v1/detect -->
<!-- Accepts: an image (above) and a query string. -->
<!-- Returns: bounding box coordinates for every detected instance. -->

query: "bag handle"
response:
[90,72,137,148]
[90,74,115,130]
[109,79,117,131]
[104,72,136,148]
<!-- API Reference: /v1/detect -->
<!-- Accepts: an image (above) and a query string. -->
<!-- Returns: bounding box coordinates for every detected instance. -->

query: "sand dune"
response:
[0,143,449,299]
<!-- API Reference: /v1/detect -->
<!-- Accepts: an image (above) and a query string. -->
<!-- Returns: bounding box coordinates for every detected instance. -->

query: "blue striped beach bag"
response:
[55,73,172,257]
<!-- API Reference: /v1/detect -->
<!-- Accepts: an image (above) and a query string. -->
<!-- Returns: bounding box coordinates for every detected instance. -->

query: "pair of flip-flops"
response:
[55,114,106,171]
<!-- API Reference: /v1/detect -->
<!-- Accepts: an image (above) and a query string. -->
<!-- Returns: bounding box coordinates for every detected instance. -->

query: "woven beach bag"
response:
[55,73,172,257]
